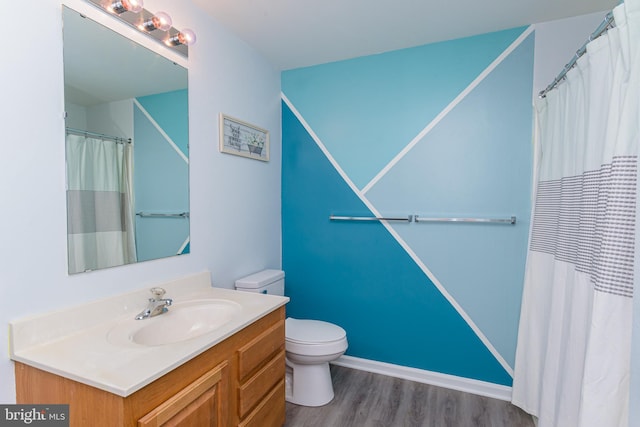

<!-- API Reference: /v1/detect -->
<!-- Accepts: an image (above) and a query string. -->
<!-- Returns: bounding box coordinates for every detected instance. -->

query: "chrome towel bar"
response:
[414,215,516,225]
[136,212,190,218]
[329,215,413,222]
[329,215,516,225]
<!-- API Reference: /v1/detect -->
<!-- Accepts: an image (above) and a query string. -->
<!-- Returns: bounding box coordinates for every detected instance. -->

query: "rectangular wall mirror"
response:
[63,6,190,274]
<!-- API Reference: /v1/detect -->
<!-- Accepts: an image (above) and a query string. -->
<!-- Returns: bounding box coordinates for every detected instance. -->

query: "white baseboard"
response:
[331,355,513,402]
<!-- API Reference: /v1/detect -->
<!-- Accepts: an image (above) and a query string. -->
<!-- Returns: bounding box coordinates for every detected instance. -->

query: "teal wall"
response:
[135,89,190,261]
[282,27,534,386]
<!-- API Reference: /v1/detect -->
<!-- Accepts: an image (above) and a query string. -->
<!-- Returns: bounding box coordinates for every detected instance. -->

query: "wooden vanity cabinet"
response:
[15,307,286,427]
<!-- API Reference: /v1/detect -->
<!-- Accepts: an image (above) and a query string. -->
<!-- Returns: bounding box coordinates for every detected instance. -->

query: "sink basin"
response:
[108,299,242,347]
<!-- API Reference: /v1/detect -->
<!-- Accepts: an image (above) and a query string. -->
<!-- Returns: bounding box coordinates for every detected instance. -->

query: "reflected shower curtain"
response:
[512,1,639,426]
[66,134,136,273]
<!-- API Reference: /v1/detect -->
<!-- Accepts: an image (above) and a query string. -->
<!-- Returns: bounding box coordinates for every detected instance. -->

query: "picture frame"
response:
[219,113,270,161]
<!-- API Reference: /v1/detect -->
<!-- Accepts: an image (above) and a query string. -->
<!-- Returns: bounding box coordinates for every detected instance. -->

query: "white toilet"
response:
[235,269,348,407]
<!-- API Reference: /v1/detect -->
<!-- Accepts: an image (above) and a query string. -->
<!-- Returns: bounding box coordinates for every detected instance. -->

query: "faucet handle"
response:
[150,287,166,299]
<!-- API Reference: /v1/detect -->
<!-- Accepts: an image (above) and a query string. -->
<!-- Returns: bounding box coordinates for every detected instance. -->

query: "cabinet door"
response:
[138,362,227,427]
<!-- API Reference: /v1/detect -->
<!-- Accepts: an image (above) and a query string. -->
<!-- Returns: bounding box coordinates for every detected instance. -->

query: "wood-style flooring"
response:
[285,365,535,427]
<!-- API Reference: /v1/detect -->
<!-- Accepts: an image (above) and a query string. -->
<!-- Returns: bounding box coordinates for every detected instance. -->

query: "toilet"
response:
[235,269,348,407]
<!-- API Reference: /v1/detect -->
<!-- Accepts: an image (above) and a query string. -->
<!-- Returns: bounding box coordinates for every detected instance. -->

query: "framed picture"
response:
[219,114,269,161]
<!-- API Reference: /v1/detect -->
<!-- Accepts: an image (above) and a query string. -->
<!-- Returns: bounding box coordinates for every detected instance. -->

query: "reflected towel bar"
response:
[136,212,190,218]
[330,215,516,225]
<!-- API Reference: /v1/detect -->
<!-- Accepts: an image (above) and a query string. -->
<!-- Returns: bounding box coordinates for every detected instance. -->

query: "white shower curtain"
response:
[512,1,640,426]
[66,134,137,273]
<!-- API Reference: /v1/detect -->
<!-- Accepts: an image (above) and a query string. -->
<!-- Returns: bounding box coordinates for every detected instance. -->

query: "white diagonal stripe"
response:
[133,99,188,164]
[178,236,190,255]
[362,26,534,195]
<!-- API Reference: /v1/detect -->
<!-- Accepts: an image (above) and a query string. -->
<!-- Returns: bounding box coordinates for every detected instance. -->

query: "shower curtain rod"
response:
[539,11,615,98]
[66,127,131,144]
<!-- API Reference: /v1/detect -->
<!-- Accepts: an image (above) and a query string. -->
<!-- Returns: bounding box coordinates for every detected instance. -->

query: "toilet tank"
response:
[235,269,285,296]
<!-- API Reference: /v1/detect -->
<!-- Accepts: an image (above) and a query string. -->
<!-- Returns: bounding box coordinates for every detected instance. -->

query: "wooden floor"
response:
[285,365,535,427]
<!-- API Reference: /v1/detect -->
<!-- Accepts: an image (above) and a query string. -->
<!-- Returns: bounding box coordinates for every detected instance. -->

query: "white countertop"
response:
[9,272,288,397]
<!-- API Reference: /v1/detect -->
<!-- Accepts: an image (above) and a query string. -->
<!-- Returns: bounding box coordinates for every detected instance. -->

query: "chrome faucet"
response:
[135,287,173,320]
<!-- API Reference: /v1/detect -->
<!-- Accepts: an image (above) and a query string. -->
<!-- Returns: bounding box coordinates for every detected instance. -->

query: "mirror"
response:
[63,6,190,274]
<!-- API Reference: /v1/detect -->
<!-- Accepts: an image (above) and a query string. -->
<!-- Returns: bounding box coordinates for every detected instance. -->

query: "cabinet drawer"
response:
[237,320,284,382]
[138,362,227,427]
[238,350,285,419]
[239,379,285,427]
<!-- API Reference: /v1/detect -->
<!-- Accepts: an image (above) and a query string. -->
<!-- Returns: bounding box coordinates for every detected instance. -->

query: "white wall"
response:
[533,11,606,97]
[0,0,281,403]
[86,99,133,138]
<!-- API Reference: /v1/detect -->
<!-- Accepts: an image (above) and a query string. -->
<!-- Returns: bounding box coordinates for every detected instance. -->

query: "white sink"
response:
[108,299,242,346]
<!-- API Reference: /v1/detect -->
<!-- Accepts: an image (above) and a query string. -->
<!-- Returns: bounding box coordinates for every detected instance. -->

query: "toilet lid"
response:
[286,318,346,344]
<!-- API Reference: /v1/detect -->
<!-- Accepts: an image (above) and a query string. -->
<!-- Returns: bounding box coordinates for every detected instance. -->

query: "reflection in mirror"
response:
[63,6,190,274]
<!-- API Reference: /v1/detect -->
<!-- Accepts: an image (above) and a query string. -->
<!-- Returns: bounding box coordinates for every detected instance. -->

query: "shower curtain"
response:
[512,1,639,426]
[66,134,136,273]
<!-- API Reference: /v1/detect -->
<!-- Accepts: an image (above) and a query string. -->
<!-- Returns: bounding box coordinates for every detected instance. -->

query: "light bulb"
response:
[124,0,143,12]
[108,0,144,14]
[140,12,172,32]
[166,29,196,46]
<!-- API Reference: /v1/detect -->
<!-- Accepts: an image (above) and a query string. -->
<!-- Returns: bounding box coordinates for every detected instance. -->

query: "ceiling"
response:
[193,0,618,70]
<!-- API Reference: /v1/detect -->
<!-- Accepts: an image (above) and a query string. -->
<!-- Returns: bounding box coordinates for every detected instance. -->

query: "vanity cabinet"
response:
[14,307,285,427]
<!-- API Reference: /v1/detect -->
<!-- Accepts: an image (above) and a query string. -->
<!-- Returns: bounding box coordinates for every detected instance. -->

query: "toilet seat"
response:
[285,318,348,356]
[286,318,346,343]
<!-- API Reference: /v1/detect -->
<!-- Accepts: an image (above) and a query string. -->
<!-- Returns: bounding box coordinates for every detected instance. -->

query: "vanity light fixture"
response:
[139,11,172,32]
[107,0,143,14]
[166,28,196,46]
[85,0,195,57]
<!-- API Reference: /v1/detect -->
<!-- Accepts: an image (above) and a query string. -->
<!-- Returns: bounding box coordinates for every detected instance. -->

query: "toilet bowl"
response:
[235,270,348,407]
[285,318,348,406]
